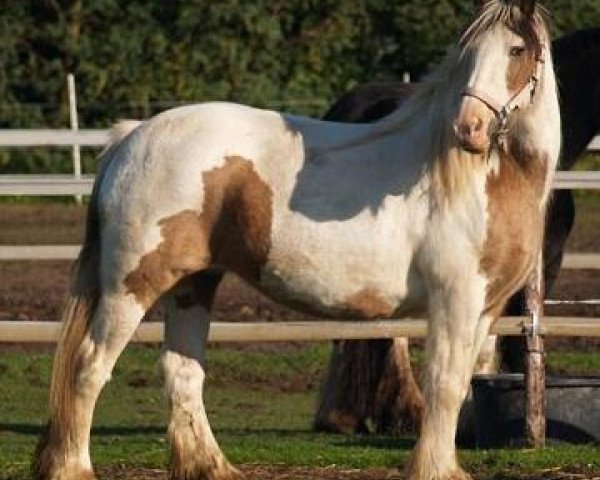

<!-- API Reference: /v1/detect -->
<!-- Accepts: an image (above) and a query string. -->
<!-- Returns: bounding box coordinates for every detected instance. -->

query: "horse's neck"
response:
[505,55,561,205]
[311,80,448,159]
[527,56,561,162]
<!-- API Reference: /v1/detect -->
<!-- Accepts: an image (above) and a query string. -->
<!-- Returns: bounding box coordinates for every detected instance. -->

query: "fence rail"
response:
[1,171,599,197]
[1,317,599,344]
[0,175,95,196]
[0,129,109,147]
[1,245,596,269]
[0,128,599,151]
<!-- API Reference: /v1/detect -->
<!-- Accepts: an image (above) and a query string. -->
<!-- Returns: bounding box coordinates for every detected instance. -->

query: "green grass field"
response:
[0,344,598,479]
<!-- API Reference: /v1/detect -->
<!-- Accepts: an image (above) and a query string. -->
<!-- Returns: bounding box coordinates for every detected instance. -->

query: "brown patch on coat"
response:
[123,211,210,310]
[343,288,395,319]
[481,146,548,316]
[506,48,538,95]
[124,156,273,310]
[202,156,273,281]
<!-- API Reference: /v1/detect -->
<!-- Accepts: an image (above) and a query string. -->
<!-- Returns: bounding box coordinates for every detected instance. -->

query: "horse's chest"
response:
[481,157,547,314]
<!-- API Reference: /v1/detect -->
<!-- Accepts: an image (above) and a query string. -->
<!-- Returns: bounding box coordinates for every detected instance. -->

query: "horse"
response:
[34,1,560,479]
[314,26,600,436]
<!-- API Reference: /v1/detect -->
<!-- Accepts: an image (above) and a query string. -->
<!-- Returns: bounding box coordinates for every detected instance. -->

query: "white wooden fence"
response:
[1,129,599,266]
[0,128,598,342]
[0,128,598,150]
[0,171,599,196]
[3,317,600,343]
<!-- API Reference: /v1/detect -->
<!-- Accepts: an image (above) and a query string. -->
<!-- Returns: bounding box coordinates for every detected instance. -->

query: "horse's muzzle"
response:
[453,117,491,153]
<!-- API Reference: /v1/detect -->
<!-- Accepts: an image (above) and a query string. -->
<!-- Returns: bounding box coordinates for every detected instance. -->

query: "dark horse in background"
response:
[315,27,600,435]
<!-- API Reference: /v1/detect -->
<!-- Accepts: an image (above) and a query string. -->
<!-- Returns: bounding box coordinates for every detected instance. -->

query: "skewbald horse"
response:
[34,1,560,479]
[315,26,600,436]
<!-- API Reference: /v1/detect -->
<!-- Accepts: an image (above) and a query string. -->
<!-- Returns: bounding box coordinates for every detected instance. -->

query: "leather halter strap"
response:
[462,50,545,134]
[462,87,505,116]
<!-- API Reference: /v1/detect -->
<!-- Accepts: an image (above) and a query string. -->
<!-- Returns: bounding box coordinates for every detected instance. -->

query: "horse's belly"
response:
[257,248,426,319]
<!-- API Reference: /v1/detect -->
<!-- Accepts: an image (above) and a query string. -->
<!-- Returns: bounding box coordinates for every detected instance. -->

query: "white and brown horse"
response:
[34,1,560,479]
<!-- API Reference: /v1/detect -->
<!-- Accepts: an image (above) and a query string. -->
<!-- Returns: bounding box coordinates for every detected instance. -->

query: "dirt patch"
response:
[0,260,70,322]
[0,203,598,352]
[0,203,85,245]
[1,263,597,350]
[97,465,600,480]
[98,466,405,480]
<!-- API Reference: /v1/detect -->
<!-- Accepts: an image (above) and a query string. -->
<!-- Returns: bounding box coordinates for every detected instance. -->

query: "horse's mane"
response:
[317,1,550,205]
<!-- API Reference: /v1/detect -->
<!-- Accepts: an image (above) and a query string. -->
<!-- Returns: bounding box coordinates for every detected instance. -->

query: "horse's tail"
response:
[45,234,100,446]
[109,119,142,144]
[34,126,126,474]
[49,118,131,426]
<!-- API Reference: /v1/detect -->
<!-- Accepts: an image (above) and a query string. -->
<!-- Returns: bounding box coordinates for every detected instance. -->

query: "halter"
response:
[462,49,545,139]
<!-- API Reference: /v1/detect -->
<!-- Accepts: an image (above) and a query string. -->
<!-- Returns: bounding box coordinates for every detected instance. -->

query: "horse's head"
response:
[453,0,548,153]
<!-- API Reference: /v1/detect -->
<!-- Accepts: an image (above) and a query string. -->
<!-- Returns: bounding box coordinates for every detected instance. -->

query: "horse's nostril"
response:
[454,117,490,153]
[454,120,482,141]
[454,122,471,139]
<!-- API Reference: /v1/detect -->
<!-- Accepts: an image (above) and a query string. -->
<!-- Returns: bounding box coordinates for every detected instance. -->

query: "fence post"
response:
[402,72,411,83]
[67,73,82,204]
[525,252,546,447]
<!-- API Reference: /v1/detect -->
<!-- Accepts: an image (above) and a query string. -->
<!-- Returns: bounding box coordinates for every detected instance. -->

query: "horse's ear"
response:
[519,0,536,18]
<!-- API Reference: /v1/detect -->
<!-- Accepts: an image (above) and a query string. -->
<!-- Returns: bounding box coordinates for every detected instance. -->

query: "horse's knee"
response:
[162,351,205,402]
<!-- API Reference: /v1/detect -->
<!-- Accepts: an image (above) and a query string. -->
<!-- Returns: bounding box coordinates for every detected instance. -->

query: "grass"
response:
[0,344,598,479]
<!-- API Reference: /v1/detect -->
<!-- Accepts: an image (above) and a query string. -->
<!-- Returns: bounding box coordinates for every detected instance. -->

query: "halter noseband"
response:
[462,48,545,138]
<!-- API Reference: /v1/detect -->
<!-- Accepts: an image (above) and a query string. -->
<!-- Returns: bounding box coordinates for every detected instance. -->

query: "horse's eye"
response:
[510,46,526,57]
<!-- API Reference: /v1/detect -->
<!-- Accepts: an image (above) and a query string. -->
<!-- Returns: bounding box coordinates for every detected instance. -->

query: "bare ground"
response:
[99,465,600,480]
[0,203,598,345]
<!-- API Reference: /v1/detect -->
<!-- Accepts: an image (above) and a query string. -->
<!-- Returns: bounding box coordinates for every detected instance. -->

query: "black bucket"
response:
[470,373,600,447]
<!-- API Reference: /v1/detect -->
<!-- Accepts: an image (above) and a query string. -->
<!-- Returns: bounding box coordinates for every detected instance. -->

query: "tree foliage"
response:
[0,0,598,172]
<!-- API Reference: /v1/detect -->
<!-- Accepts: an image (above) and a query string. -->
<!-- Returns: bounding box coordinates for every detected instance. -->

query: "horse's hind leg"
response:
[35,220,211,479]
[161,270,240,480]
[34,289,147,480]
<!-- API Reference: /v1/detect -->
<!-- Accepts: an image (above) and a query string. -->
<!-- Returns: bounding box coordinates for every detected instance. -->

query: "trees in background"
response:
[0,0,598,171]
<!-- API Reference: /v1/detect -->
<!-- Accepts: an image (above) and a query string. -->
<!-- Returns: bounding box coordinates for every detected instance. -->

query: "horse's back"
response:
[98,103,293,210]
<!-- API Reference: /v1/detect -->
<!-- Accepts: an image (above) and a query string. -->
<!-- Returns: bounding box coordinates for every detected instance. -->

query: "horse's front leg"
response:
[408,279,493,480]
[160,271,241,480]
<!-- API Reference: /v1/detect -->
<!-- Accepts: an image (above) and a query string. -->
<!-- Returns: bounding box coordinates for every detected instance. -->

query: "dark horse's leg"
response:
[499,189,575,371]
[314,338,423,435]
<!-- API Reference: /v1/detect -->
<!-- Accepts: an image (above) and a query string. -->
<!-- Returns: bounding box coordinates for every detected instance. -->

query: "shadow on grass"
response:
[0,423,416,452]
[332,435,416,450]
[0,423,165,436]
[1,424,337,439]
[219,428,417,450]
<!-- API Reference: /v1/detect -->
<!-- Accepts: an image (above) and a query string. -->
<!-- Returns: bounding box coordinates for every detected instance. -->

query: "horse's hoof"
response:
[169,460,243,480]
[32,466,96,480]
